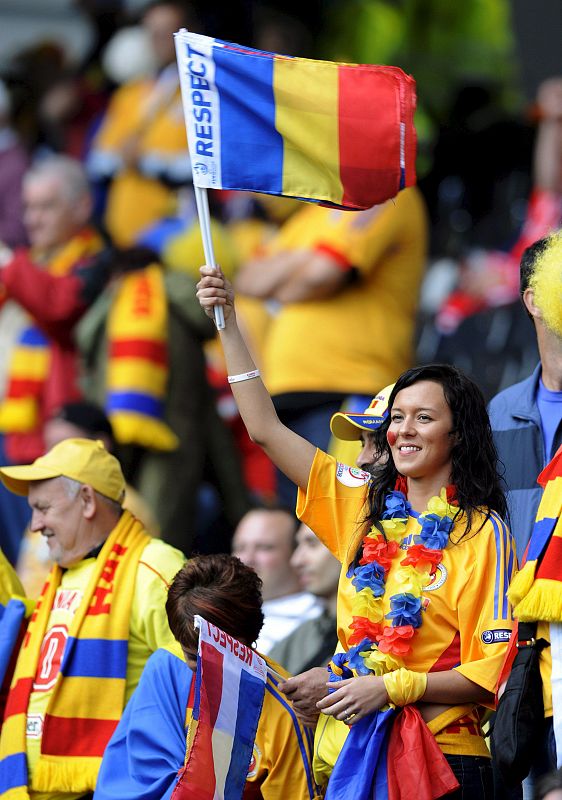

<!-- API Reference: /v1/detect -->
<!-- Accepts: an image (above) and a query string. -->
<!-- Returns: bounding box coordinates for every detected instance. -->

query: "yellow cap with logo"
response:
[330,384,395,441]
[0,438,126,502]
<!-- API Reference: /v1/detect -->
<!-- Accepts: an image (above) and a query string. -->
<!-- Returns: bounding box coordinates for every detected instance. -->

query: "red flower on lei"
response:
[400,543,444,574]
[348,616,385,646]
[359,535,400,572]
[377,625,416,655]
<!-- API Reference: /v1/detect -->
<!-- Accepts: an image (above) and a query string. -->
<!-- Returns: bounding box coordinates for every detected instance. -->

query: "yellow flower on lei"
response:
[379,518,408,541]
[351,588,385,622]
[393,566,431,595]
[426,487,458,520]
[362,647,402,676]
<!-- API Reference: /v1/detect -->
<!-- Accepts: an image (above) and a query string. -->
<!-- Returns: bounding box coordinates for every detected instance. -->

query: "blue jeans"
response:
[443,755,494,800]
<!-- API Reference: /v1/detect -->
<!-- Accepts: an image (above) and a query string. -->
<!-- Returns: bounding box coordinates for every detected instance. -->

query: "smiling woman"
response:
[196,266,515,800]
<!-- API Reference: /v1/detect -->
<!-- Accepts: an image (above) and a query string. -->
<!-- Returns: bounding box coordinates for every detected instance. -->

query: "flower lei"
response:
[329,484,459,682]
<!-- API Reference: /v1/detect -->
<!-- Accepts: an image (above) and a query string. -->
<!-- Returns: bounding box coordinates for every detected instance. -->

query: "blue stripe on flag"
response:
[224,667,265,800]
[106,392,164,419]
[0,752,28,792]
[527,516,558,563]
[214,44,283,194]
[20,327,48,346]
[61,637,128,679]
[0,598,26,688]
[266,680,316,799]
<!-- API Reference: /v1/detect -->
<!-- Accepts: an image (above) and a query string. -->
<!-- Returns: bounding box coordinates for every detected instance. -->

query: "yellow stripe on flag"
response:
[274,58,343,205]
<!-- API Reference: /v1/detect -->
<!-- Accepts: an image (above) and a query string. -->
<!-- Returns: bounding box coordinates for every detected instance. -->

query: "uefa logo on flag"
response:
[193,162,208,175]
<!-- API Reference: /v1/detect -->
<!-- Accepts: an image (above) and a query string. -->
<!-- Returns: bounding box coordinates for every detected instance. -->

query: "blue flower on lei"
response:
[327,651,354,689]
[417,512,453,549]
[382,490,411,520]
[352,561,386,594]
[345,639,373,676]
[385,593,423,628]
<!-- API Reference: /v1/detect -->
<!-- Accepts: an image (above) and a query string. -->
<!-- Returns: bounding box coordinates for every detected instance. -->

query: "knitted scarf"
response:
[105,265,178,451]
[0,228,103,436]
[0,510,150,799]
[507,448,562,622]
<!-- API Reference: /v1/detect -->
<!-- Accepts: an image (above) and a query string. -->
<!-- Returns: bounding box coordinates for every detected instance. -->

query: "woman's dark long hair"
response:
[366,364,507,537]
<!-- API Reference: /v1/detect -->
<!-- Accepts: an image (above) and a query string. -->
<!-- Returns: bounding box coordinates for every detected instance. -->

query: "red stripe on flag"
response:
[4,677,33,718]
[8,379,44,398]
[174,641,224,799]
[429,631,461,673]
[109,340,167,364]
[338,68,401,209]
[200,640,225,728]
[42,715,118,756]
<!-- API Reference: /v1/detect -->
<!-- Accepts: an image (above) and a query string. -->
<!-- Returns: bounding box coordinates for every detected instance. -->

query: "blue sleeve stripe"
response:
[266,679,316,799]
[489,513,506,621]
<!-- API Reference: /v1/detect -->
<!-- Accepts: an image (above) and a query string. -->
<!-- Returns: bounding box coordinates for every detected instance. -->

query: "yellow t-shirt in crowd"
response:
[262,187,428,397]
[26,538,185,799]
[297,449,516,758]
[91,77,188,246]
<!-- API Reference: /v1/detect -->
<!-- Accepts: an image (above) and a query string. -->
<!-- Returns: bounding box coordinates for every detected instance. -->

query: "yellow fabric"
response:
[184,654,320,799]
[538,620,553,717]
[383,668,428,707]
[297,449,515,758]
[163,218,239,282]
[92,79,187,246]
[261,187,427,396]
[0,547,25,603]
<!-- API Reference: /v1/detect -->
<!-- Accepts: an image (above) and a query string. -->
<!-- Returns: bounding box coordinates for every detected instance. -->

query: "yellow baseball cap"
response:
[330,384,395,441]
[0,438,126,502]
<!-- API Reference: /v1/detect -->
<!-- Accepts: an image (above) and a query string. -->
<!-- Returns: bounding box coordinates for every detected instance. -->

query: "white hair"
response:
[23,155,91,204]
[59,476,82,499]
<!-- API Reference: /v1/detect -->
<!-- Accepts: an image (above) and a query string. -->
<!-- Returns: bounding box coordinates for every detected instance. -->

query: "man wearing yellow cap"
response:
[329,385,394,476]
[0,438,185,800]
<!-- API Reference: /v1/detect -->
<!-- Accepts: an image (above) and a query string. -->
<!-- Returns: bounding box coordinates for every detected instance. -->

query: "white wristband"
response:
[227,369,261,384]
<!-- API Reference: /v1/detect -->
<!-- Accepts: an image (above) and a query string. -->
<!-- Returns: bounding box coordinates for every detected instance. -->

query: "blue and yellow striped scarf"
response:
[0,511,150,799]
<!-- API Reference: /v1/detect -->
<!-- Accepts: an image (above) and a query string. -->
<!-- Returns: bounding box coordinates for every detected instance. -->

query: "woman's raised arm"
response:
[196,266,317,490]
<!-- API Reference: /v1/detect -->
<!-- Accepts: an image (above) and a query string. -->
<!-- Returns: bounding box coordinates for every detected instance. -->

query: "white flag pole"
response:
[174,30,225,330]
[194,185,225,330]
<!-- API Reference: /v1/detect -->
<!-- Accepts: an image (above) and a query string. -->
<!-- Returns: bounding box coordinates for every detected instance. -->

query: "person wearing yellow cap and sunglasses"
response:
[0,437,185,800]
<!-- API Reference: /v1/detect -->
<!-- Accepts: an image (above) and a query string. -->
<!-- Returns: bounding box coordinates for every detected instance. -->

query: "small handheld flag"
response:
[172,615,267,800]
[174,30,416,211]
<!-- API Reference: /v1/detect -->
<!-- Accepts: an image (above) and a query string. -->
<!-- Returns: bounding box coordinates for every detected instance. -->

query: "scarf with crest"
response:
[0,511,150,799]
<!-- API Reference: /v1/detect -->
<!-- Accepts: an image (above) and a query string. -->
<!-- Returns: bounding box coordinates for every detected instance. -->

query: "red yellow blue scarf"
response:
[105,265,178,451]
[0,511,150,799]
[0,228,103,437]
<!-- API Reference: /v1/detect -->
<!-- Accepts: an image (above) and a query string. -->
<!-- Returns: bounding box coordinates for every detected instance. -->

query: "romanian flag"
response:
[172,616,267,800]
[326,706,458,800]
[174,30,416,210]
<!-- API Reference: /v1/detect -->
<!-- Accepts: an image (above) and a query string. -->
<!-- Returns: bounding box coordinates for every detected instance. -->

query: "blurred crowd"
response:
[0,0,560,575]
